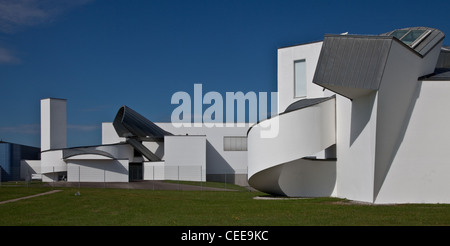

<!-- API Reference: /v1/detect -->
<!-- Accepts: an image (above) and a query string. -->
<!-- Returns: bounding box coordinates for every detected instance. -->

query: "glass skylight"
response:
[390,30,409,39]
[401,30,426,45]
[389,29,431,48]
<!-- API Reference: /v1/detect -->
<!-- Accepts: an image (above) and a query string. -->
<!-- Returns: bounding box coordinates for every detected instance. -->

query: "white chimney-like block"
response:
[40,98,67,151]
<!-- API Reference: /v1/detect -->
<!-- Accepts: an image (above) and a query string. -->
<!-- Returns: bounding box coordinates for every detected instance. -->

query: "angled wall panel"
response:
[313,35,392,99]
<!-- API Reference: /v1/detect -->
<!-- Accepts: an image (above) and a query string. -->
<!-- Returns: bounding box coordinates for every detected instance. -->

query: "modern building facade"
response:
[248,27,450,204]
[18,26,450,204]
[23,99,250,185]
[0,141,40,182]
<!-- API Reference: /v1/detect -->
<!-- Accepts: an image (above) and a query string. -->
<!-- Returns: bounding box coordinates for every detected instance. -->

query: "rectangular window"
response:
[223,136,247,151]
[401,30,426,45]
[294,59,306,98]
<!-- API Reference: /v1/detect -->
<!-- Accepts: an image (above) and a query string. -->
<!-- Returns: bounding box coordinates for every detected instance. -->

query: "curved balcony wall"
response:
[247,97,336,197]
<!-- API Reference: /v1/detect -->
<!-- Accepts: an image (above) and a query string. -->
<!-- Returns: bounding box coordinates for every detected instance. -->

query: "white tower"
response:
[40,98,67,151]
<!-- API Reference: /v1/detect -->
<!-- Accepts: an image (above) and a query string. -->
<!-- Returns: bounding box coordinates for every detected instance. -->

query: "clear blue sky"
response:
[0,0,449,147]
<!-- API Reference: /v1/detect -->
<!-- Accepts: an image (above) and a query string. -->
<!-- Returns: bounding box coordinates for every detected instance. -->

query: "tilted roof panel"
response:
[113,106,172,140]
[313,35,392,99]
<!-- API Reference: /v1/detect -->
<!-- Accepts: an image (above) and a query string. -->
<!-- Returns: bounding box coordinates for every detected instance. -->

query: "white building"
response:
[248,26,450,204]
[24,26,450,204]
[29,100,250,185]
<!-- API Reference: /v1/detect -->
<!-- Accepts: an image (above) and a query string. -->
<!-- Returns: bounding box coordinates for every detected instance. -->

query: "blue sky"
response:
[0,0,449,147]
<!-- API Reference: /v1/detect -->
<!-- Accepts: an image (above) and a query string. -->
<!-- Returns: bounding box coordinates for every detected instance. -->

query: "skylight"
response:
[390,30,409,39]
[389,29,431,48]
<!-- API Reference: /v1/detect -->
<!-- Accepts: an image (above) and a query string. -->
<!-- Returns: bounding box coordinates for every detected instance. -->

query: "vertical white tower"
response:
[40,98,67,151]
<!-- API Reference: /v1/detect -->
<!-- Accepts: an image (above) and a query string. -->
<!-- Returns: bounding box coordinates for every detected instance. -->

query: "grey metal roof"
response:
[313,27,446,99]
[113,105,172,141]
[437,47,450,68]
[63,147,115,159]
[312,35,393,99]
[284,96,335,114]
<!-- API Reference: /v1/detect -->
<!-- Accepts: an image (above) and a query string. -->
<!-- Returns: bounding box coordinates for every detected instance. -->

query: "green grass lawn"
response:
[1,186,450,226]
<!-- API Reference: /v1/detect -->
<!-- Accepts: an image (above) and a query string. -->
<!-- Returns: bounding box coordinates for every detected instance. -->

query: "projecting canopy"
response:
[313,27,445,99]
[113,105,172,141]
[113,105,171,162]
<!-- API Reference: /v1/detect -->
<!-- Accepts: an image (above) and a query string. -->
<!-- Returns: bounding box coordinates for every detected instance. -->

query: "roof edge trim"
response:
[277,40,323,50]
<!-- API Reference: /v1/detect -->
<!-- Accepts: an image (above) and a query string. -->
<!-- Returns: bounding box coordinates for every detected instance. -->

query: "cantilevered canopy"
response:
[113,106,172,141]
[113,105,170,162]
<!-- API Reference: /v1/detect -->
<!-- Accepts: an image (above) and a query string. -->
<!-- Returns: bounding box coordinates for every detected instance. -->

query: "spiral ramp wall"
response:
[247,96,337,197]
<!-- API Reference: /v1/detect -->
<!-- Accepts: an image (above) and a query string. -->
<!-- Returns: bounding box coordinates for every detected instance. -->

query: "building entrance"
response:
[129,163,143,181]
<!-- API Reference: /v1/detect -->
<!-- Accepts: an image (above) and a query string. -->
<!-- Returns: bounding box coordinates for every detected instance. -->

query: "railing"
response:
[1,165,249,190]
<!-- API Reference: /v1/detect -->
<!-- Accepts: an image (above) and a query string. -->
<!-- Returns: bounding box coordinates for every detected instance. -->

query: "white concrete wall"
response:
[373,40,425,203]
[371,38,450,203]
[40,144,133,183]
[334,38,448,204]
[163,135,206,181]
[64,144,132,183]
[374,80,450,203]
[334,40,425,203]
[335,92,378,203]
[143,161,165,180]
[164,136,206,167]
[41,98,67,151]
[101,123,249,176]
[67,159,129,182]
[100,122,249,183]
[40,150,66,182]
[277,42,325,112]
[157,123,249,175]
[20,160,41,181]
[102,122,125,144]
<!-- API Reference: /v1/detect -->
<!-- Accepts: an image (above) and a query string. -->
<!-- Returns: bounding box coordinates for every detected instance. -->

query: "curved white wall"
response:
[248,98,336,196]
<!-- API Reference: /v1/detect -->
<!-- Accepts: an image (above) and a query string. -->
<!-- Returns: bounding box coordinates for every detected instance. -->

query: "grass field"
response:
[1,184,450,226]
